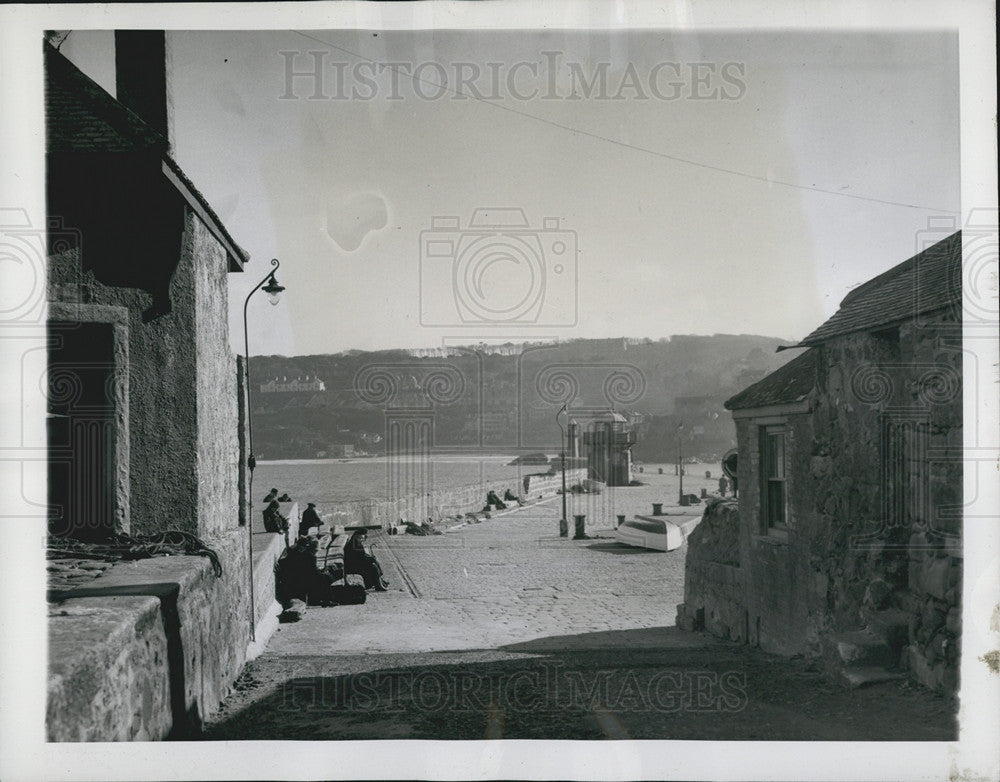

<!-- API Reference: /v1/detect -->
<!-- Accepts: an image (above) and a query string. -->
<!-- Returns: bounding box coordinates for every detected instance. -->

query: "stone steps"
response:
[840,666,906,688]
[825,609,909,688]
[830,629,897,668]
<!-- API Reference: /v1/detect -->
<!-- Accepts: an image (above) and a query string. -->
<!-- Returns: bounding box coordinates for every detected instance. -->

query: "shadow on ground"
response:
[202,626,956,742]
[585,541,664,555]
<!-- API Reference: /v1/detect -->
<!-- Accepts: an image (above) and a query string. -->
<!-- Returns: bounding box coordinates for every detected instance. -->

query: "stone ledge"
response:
[47,530,250,741]
[48,594,170,741]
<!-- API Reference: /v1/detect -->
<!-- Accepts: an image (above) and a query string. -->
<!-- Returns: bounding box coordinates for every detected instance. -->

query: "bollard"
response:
[652,502,663,516]
[573,514,586,539]
[616,514,625,529]
[559,517,568,537]
[658,467,664,474]
[701,488,708,498]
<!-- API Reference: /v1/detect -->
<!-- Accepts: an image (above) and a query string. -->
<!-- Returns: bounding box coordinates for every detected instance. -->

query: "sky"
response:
[59,28,960,357]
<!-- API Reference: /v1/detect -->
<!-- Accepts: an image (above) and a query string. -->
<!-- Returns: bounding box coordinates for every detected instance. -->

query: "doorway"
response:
[47,321,116,541]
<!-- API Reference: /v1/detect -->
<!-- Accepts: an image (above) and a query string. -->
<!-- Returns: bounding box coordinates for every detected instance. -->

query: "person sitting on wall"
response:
[503,488,521,505]
[263,495,289,533]
[344,529,389,591]
[299,502,325,538]
[486,490,507,510]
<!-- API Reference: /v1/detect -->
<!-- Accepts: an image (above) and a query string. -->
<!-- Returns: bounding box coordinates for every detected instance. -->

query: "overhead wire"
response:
[291,29,958,215]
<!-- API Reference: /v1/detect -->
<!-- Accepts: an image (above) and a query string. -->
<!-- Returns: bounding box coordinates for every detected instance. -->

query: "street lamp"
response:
[677,422,685,505]
[556,403,569,537]
[242,258,285,641]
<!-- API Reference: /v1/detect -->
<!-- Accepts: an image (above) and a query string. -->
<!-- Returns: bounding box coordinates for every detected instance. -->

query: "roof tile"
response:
[799,231,961,345]
[724,349,816,410]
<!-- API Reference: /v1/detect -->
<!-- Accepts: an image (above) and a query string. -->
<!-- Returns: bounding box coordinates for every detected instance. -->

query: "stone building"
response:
[44,34,269,739]
[260,375,326,393]
[678,232,962,694]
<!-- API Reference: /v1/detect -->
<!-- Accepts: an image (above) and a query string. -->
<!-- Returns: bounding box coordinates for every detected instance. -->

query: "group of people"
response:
[264,489,389,594]
[484,488,521,512]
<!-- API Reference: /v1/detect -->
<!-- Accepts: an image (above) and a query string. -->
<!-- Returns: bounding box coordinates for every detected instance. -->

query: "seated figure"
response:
[343,529,389,591]
[263,498,289,533]
[485,490,507,510]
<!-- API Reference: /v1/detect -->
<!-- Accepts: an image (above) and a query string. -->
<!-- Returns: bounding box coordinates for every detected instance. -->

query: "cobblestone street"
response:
[205,473,956,741]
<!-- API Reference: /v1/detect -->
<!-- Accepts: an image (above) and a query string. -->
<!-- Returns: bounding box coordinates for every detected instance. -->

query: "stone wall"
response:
[906,539,962,693]
[676,499,745,642]
[321,468,588,529]
[190,213,242,539]
[728,308,962,692]
[47,207,255,734]
[48,530,251,741]
[734,410,826,655]
[47,209,244,539]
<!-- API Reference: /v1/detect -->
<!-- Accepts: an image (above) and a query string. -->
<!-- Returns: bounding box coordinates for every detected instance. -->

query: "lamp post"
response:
[556,403,569,537]
[677,422,685,504]
[242,258,285,641]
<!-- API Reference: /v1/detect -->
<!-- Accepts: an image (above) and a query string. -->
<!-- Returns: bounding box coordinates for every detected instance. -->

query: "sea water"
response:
[255,454,722,510]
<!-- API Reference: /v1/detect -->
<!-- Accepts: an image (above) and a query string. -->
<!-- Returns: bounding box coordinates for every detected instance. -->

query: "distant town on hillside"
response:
[250,334,802,462]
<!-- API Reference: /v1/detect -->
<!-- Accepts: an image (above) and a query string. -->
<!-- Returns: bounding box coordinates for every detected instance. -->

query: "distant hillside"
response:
[249,335,798,461]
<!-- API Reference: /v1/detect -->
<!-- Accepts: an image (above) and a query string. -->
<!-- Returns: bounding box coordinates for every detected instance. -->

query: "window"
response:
[761,426,787,532]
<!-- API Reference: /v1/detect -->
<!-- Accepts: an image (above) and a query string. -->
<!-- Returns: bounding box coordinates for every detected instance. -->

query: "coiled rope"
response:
[47,530,223,578]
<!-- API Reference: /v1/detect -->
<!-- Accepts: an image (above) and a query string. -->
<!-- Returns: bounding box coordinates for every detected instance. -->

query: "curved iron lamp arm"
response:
[241,258,280,642]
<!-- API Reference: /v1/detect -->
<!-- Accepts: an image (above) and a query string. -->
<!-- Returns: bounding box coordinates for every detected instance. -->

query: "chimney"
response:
[114,30,173,148]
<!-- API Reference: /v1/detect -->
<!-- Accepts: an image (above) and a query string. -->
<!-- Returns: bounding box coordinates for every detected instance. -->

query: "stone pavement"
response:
[204,470,956,741]
[264,471,713,656]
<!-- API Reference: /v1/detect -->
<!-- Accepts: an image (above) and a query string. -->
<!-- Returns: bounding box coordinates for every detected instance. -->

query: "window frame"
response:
[759,424,789,536]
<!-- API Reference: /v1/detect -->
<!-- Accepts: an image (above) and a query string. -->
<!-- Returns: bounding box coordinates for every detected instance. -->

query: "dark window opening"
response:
[47,321,116,541]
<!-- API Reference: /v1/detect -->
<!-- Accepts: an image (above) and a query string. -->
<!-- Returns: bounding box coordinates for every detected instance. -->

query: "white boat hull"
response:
[615,515,685,551]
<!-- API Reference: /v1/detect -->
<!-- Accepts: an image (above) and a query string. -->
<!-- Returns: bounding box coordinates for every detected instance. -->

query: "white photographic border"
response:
[1,2,996,780]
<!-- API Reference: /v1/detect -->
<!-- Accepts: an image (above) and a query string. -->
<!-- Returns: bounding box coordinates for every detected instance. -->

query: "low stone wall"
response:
[904,535,961,695]
[523,469,588,498]
[47,528,250,741]
[321,468,588,529]
[676,498,746,642]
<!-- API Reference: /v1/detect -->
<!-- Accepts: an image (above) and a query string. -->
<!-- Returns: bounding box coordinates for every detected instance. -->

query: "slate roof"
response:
[45,42,167,154]
[725,232,962,412]
[44,42,248,268]
[724,349,816,411]
[798,231,961,346]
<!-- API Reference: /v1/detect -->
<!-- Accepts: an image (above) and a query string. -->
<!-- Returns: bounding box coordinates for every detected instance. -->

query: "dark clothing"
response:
[263,499,288,533]
[344,531,388,591]
[275,538,343,607]
[486,490,507,510]
[299,507,324,537]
